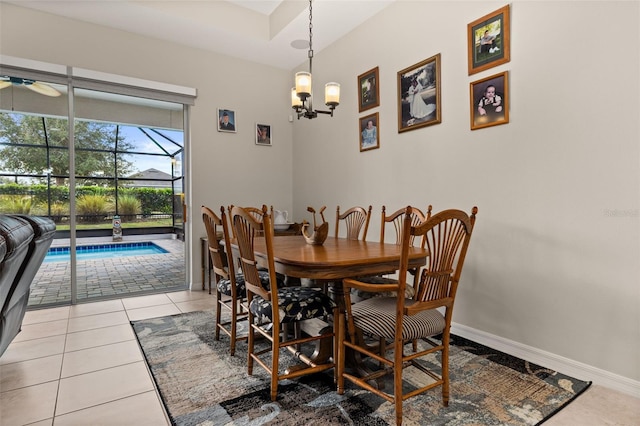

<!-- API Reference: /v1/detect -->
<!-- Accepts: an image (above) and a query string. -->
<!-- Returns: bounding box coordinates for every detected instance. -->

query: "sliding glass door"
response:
[0,67,191,307]
[71,88,187,303]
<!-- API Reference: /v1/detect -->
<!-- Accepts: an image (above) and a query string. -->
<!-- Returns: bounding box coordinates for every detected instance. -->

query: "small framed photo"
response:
[397,53,441,133]
[217,108,236,132]
[467,5,510,75]
[255,123,272,146]
[358,66,380,112]
[359,112,380,152]
[470,71,509,130]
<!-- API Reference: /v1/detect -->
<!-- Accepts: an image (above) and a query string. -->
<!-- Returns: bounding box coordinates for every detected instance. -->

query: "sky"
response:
[118,126,183,175]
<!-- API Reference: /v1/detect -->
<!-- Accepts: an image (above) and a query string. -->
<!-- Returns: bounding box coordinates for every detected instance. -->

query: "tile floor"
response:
[1,289,639,426]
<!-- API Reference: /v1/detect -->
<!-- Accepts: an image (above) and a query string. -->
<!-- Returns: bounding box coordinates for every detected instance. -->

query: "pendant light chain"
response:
[308,0,313,73]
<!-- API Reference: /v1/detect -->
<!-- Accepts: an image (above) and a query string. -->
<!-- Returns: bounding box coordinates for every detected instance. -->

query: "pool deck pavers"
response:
[30,236,186,307]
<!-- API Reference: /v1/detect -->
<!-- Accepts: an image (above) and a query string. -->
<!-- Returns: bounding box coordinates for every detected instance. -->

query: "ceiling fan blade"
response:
[26,82,62,97]
[0,81,11,89]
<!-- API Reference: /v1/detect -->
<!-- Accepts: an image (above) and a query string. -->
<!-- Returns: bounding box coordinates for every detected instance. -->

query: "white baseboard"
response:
[451,322,640,399]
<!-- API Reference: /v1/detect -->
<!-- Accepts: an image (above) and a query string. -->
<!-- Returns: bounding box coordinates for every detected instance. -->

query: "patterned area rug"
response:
[131,311,590,426]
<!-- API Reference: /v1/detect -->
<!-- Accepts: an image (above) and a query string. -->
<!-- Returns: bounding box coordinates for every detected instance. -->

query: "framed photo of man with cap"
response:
[217,108,237,133]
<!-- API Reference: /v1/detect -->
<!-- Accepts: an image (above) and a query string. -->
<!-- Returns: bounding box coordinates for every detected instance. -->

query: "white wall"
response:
[0,2,296,287]
[291,1,639,384]
[2,0,638,391]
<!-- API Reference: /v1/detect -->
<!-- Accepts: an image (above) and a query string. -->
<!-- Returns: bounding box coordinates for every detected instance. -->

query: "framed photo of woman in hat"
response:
[217,109,236,133]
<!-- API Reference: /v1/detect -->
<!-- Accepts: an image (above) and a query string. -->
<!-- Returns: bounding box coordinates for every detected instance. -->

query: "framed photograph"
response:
[470,71,509,130]
[397,53,441,133]
[358,66,379,112]
[359,112,380,152]
[217,108,236,133]
[467,5,510,75]
[255,123,272,146]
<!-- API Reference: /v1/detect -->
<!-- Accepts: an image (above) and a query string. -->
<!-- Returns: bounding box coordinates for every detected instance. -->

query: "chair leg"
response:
[247,314,255,375]
[442,332,450,407]
[271,321,280,401]
[214,291,222,341]
[394,337,403,426]
[332,307,339,385]
[230,297,237,356]
[336,312,345,394]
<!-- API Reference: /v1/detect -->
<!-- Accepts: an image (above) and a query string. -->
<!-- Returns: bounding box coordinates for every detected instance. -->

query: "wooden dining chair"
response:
[202,205,280,356]
[230,205,338,401]
[356,205,433,295]
[335,205,372,241]
[337,206,478,426]
[354,205,432,355]
[226,205,269,238]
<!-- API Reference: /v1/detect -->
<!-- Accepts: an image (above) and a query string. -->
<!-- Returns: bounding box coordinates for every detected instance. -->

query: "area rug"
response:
[131,311,591,426]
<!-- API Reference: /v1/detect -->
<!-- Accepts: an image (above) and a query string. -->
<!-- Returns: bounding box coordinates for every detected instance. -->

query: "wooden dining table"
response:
[252,235,428,284]
[250,235,429,370]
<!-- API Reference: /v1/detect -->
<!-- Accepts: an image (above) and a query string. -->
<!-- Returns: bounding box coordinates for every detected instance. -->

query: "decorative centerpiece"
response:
[301,206,329,245]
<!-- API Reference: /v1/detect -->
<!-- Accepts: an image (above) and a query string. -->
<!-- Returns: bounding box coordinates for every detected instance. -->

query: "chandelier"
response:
[291,0,340,120]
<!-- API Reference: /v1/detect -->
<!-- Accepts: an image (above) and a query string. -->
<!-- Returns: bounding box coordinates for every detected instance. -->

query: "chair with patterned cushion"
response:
[230,205,338,401]
[202,206,282,356]
[337,206,478,426]
[335,205,372,241]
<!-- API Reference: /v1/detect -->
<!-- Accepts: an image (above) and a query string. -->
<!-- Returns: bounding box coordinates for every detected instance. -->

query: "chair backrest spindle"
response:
[335,205,372,241]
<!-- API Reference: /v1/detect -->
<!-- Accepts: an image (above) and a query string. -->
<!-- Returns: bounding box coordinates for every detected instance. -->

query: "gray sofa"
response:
[0,215,55,357]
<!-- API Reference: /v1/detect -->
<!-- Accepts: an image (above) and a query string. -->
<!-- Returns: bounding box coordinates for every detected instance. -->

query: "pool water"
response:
[44,242,169,263]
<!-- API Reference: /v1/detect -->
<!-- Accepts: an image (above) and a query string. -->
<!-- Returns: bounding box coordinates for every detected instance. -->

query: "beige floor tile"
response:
[61,340,142,378]
[166,289,211,303]
[22,306,70,325]
[67,310,129,333]
[546,384,640,426]
[0,354,62,392]
[0,381,58,426]
[53,391,169,426]
[64,324,135,352]
[56,361,154,415]
[68,299,124,318]
[12,319,68,343]
[175,297,215,313]
[126,303,181,321]
[121,293,173,310]
[0,335,66,365]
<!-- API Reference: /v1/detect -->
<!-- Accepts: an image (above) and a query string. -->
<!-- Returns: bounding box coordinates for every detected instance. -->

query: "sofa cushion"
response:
[0,234,6,263]
[0,216,33,309]
[0,215,35,357]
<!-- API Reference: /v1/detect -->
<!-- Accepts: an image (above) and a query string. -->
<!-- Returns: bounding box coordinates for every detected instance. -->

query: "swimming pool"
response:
[44,242,169,263]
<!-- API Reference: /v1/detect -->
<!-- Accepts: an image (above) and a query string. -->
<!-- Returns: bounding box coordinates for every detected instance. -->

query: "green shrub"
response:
[0,184,174,216]
[76,194,110,223]
[0,195,32,214]
[117,194,141,219]
[49,201,69,223]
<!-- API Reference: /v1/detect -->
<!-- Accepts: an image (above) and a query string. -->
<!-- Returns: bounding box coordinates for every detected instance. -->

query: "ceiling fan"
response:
[0,76,61,97]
